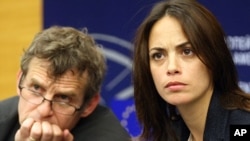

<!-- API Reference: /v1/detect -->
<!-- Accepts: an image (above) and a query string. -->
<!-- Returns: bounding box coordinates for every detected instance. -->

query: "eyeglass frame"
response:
[18,85,84,116]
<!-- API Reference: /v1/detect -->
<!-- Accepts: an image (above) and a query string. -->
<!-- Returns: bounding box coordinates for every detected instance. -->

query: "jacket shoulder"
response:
[0,96,19,121]
[0,96,19,141]
[72,104,131,141]
[229,109,250,124]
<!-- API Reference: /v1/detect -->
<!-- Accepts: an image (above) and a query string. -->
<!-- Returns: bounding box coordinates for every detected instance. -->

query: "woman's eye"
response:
[152,52,164,60]
[183,48,194,56]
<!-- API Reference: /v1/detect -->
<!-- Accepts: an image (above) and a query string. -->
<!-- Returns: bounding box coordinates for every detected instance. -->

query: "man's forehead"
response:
[29,58,85,74]
[27,58,88,82]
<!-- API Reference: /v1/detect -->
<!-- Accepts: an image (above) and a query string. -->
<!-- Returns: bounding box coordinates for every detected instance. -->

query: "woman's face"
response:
[149,15,213,107]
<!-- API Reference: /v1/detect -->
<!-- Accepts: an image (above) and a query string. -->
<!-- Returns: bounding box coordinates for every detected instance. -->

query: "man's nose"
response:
[36,98,54,117]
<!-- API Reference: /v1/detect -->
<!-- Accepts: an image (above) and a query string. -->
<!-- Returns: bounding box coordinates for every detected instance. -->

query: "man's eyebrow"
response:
[29,77,46,88]
[30,78,40,84]
[56,91,77,96]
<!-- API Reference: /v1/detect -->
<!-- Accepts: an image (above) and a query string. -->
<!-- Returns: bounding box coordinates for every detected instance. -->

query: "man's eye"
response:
[33,84,40,90]
[54,95,71,103]
[30,84,41,92]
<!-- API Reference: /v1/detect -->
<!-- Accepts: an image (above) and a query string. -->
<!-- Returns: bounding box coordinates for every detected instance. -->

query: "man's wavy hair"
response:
[20,26,106,106]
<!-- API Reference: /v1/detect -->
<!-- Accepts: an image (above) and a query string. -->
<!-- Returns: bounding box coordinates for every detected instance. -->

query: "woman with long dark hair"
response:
[133,0,250,140]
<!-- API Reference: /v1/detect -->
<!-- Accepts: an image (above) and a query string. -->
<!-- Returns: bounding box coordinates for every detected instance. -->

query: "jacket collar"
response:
[203,90,229,140]
[175,90,229,141]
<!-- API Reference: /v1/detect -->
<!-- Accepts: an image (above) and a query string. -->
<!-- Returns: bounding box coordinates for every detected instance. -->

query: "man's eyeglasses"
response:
[18,86,82,116]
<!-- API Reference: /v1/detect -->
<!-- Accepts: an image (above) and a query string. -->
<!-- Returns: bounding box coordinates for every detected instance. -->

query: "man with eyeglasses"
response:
[0,26,131,141]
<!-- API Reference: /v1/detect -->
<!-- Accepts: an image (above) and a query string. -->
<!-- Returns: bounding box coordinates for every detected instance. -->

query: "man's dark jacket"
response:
[0,96,131,141]
[171,90,250,141]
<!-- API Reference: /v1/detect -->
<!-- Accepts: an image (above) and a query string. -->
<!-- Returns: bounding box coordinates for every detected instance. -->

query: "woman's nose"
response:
[166,55,180,75]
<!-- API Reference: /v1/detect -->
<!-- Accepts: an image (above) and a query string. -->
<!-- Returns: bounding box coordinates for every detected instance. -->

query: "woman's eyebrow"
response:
[176,41,191,49]
[149,47,165,52]
[149,41,191,52]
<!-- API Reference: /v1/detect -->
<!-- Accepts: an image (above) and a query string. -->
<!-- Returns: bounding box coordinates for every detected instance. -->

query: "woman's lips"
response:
[165,81,186,91]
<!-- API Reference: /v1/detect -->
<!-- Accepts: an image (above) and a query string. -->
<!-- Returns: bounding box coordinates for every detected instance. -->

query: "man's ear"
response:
[16,70,23,96]
[81,94,100,117]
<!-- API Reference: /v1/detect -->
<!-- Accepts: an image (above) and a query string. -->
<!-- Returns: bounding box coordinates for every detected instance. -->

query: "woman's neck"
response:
[177,88,213,141]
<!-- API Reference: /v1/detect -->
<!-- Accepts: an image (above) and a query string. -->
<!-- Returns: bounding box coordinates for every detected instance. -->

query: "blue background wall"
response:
[43,0,250,137]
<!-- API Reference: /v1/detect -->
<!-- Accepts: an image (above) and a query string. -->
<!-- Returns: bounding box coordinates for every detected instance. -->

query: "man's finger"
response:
[19,118,35,138]
[30,122,42,140]
[63,129,74,141]
[52,124,63,141]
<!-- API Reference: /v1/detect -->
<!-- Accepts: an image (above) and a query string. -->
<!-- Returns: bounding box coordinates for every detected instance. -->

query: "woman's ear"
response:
[16,70,23,96]
[81,94,100,117]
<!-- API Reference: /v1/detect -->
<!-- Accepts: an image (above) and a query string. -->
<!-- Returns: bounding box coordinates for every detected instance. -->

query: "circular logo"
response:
[91,33,141,137]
